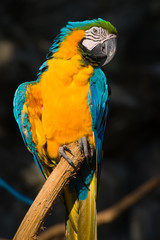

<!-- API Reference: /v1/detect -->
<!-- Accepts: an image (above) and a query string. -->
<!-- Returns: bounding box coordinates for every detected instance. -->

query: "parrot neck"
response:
[53,30,85,61]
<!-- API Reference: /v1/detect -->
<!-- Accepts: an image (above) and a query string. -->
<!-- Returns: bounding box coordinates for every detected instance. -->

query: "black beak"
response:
[90,37,117,66]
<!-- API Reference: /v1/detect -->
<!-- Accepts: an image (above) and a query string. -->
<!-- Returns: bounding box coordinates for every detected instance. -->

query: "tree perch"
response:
[13,142,84,240]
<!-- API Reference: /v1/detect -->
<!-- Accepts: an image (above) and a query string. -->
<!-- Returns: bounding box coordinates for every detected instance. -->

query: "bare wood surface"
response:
[39,176,160,240]
[13,142,84,240]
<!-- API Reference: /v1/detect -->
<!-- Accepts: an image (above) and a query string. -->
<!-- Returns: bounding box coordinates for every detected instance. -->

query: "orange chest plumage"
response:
[27,54,94,158]
[42,55,94,141]
[25,29,96,158]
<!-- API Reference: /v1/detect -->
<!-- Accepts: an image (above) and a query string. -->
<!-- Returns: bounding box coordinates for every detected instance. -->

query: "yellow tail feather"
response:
[64,172,97,240]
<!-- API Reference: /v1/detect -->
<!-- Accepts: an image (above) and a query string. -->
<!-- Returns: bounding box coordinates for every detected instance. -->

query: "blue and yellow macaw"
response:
[13,18,117,240]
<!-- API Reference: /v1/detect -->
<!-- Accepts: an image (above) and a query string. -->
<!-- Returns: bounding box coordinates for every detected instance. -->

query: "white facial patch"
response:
[81,39,98,51]
[82,26,116,51]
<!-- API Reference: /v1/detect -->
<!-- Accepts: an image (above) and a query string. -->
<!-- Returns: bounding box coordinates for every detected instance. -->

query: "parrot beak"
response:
[101,37,117,66]
[81,34,117,66]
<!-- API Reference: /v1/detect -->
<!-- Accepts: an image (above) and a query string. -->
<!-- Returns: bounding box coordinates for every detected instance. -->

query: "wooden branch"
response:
[38,176,160,240]
[13,142,84,240]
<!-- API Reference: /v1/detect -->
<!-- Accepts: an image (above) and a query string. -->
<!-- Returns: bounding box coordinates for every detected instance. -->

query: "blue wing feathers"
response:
[33,154,46,178]
[89,67,108,182]
[69,156,96,200]
[13,82,45,178]
[13,82,28,120]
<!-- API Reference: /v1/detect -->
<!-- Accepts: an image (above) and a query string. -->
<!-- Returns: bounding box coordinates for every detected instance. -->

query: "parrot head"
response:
[48,18,117,66]
[80,25,117,66]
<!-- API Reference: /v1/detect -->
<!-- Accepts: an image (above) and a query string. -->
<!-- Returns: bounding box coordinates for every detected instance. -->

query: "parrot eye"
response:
[92,28,98,34]
[93,28,98,33]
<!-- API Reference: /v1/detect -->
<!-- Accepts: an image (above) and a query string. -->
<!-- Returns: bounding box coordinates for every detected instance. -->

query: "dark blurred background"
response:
[0,0,160,239]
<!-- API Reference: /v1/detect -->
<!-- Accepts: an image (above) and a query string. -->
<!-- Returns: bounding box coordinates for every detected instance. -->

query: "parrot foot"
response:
[78,137,94,164]
[59,145,89,190]
[58,145,76,170]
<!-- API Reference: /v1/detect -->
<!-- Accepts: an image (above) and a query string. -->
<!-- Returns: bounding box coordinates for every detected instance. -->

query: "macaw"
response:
[13,18,117,240]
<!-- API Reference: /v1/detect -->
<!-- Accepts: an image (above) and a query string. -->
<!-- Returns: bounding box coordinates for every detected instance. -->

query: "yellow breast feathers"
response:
[25,30,94,159]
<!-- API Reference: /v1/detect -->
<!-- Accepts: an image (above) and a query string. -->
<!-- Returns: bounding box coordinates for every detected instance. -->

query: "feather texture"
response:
[88,67,108,182]
[64,171,97,240]
[13,82,45,176]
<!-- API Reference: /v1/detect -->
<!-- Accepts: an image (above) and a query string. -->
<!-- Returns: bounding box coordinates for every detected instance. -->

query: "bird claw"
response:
[58,145,76,170]
[78,137,93,164]
[58,137,93,169]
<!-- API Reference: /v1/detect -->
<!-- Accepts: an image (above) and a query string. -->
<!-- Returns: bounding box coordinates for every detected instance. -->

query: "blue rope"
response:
[0,177,33,205]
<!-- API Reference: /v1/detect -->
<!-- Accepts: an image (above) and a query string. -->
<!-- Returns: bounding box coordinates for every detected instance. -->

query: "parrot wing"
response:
[13,82,46,178]
[88,67,109,182]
